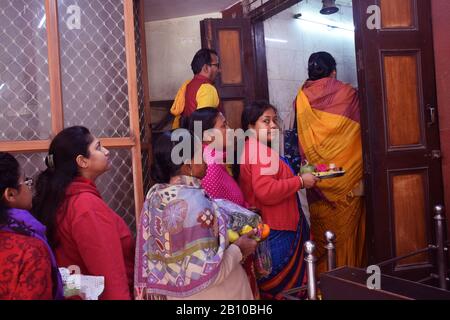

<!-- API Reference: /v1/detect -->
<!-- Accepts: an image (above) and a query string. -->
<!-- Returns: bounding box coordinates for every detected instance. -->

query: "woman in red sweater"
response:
[237,101,318,299]
[32,126,134,300]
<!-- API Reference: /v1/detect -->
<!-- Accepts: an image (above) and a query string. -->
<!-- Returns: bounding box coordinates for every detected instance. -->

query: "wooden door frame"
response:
[123,0,144,221]
[245,1,307,101]
[352,0,446,277]
[0,0,148,225]
[351,0,375,266]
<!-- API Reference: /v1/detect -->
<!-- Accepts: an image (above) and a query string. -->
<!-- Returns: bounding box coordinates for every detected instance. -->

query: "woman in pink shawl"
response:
[187,107,246,207]
[187,108,262,298]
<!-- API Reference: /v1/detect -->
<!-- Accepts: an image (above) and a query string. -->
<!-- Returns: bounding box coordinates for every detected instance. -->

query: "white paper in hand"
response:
[59,267,105,300]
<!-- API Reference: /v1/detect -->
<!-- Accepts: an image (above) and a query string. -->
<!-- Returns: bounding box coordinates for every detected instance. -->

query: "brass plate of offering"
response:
[312,170,346,179]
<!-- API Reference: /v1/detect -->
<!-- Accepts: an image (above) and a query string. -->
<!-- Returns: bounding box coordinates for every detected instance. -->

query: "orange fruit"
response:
[260,224,270,240]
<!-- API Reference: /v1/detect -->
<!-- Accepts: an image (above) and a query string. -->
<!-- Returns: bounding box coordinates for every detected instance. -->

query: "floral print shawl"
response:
[134,176,228,299]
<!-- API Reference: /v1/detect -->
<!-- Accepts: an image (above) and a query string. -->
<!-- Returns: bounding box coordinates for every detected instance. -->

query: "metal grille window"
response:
[58,0,130,138]
[0,0,52,141]
[15,152,47,181]
[0,0,147,233]
[97,149,136,231]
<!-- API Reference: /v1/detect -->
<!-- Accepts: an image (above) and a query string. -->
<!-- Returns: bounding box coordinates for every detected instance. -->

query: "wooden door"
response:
[353,0,445,280]
[200,18,267,129]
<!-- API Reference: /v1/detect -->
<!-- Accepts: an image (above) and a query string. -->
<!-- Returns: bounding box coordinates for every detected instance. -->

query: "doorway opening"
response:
[263,0,357,128]
[261,0,358,229]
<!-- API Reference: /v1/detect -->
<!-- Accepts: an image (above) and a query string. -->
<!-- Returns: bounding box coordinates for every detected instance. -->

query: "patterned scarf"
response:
[134,176,228,299]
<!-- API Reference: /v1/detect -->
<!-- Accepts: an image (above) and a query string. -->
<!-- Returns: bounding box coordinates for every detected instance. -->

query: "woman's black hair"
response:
[233,101,278,179]
[151,130,199,184]
[307,51,337,81]
[32,126,93,248]
[0,152,20,226]
[186,107,221,140]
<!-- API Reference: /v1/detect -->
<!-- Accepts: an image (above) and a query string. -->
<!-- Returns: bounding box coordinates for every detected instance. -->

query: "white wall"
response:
[264,0,357,127]
[145,12,222,102]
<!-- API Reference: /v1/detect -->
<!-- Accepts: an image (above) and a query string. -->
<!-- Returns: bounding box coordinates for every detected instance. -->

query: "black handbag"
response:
[283,104,302,174]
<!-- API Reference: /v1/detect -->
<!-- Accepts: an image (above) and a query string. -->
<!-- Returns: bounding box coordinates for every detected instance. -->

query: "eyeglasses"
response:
[18,177,33,189]
[208,63,220,68]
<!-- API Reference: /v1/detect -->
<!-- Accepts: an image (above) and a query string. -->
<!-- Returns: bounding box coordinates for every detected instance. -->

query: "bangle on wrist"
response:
[298,175,304,189]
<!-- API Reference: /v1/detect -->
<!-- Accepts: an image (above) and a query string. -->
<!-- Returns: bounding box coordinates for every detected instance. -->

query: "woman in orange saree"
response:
[295,52,366,275]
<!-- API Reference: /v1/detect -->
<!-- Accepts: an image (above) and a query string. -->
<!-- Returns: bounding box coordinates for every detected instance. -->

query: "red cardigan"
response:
[239,139,301,231]
[0,231,53,300]
[55,177,134,300]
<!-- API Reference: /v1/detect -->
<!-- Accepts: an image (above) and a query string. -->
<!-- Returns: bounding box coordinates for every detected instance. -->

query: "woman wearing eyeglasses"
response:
[0,152,63,300]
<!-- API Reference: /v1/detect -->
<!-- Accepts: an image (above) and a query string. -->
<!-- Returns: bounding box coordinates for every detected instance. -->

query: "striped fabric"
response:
[257,158,310,300]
